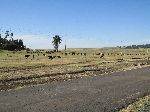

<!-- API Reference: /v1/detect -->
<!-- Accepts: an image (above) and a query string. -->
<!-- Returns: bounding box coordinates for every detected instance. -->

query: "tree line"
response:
[125,44,150,49]
[0,31,26,51]
[117,44,150,49]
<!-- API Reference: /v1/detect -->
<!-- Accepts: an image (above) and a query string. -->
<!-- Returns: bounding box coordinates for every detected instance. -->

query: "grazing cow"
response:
[83,53,86,56]
[43,54,46,56]
[65,53,67,55]
[100,53,104,58]
[96,53,101,55]
[72,52,76,55]
[25,55,30,59]
[48,56,53,60]
[48,56,56,60]
[57,56,61,58]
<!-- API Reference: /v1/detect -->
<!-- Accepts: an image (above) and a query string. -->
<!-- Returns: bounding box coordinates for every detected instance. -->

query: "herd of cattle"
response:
[24,51,87,60]
[5,50,149,61]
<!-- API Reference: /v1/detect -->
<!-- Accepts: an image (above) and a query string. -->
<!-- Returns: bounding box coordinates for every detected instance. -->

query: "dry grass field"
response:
[0,48,150,90]
[120,95,150,112]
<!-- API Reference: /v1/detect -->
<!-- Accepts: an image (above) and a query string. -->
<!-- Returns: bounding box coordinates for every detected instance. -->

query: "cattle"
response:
[100,53,104,58]
[65,53,67,55]
[48,56,56,60]
[25,55,30,59]
[71,52,76,55]
[43,54,46,56]
[57,56,61,58]
[83,53,86,56]
[53,56,56,58]
[96,53,101,55]
[48,56,53,60]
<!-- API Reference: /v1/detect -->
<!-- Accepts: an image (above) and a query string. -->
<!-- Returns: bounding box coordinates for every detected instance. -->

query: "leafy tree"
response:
[0,31,26,51]
[52,35,62,52]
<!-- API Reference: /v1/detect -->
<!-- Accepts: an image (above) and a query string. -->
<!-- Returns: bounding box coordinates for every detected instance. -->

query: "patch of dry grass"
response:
[120,95,150,112]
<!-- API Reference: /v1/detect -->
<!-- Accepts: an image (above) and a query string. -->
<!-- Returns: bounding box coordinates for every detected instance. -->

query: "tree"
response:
[5,30,9,39]
[0,31,26,51]
[52,35,62,52]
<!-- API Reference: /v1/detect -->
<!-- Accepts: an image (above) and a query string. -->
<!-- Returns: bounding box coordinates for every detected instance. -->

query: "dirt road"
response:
[0,67,150,112]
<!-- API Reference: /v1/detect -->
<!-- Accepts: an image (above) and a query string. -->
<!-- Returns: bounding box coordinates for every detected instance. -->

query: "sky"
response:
[0,0,150,49]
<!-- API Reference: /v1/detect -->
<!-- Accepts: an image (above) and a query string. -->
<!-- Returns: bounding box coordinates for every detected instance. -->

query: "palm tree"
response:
[52,35,62,52]
[5,30,9,39]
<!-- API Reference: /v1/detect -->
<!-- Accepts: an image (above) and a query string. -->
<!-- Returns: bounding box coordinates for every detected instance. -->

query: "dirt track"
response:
[0,67,150,112]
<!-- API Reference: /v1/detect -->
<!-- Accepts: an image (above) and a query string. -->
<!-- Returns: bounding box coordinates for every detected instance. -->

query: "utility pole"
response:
[65,40,67,50]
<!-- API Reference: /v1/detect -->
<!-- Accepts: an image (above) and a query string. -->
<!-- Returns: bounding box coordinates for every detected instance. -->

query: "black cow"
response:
[72,52,76,55]
[25,55,30,59]
[83,53,86,56]
[57,56,61,58]
[48,56,53,59]
[48,56,56,60]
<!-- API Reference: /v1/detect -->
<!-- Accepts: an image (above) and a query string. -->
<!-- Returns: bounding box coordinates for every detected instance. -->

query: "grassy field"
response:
[0,48,150,90]
[120,94,150,112]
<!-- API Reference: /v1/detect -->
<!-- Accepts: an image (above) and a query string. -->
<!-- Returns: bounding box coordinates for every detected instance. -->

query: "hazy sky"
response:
[0,0,150,49]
